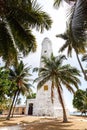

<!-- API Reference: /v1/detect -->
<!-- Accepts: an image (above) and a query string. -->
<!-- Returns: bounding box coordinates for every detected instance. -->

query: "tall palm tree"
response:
[33,54,81,122]
[0,0,52,66]
[56,23,87,80]
[6,61,33,120]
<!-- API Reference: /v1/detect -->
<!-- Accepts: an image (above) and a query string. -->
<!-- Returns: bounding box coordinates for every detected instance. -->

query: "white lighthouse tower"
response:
[33,37,68,117]
[40,37,53,67]
[26,37,69,117]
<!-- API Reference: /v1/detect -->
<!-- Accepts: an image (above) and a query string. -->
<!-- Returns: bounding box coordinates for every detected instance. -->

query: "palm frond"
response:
[56,33,68,40]
[53,0,75,9]
[0,22,18,66]
[37,76,51,89]
[7,16,37,55]
[33,67,39,72]
[9,0,52,32]
[9,60,32,96]
[71,0,87,43]
[53,0,62,8]
[64,82,75,93]
[82,54,87,61]
[59,42,68,52]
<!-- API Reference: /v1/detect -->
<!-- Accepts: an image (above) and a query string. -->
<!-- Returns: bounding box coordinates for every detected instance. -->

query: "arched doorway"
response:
[28,103,33,115]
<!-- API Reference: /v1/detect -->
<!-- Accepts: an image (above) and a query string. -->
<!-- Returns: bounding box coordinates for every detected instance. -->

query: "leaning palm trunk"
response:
[6,90,17,120]
[11,90,20,117]
[75,52,87,80]
[51,81,54,103]
[57,83,68,122]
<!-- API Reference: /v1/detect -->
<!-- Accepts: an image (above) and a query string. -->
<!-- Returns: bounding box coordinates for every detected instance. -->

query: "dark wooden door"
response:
[28,103,33,115]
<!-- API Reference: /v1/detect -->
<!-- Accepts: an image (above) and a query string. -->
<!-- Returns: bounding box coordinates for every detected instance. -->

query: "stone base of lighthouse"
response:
[26,81,69,117]
[33,84,69,117]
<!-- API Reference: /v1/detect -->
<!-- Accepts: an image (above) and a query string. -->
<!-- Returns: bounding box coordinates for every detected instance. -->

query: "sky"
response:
[22,0,87,112]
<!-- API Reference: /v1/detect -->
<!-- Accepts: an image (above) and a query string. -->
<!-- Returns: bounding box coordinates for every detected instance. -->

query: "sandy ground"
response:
[0,115,87,130]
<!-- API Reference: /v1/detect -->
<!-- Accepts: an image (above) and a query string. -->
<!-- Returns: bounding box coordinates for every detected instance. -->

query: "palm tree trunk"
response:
[75,52,87,80]
[11,90,20,117]
[51,81,54,103]
[57,83,68,122]
[6,90,17,120]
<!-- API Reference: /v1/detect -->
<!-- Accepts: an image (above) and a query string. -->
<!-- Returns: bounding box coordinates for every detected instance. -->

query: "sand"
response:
[0,115,87,130]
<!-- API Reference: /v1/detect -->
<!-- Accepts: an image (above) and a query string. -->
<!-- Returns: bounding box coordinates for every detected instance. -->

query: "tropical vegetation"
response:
[27,93,36,99]
[0,67,12,103]
[0,0,52,66]
[6,61,33,120]
[0,0,86,123]
[54,0,87,71]
[0,98,12,114]
[54,0,87,45]
[73,89,87,113]
[33,54,81,122]
[56,23,87,80]
[0,0,53,119]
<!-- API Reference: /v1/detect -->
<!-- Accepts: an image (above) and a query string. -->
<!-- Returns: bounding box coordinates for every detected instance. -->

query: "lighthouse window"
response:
[44,50,47,53]
[44,85,48,91]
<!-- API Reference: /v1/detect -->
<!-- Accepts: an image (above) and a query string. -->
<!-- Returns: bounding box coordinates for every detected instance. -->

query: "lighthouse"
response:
[26,37,69,117]
[40,37,53,68]
[33,37,68,117]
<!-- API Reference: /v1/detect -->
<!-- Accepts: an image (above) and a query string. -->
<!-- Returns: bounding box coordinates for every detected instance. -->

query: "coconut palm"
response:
[56,22,87,80]
[33,54,81,122]
[0,0,52,66]
[6,61,33,120]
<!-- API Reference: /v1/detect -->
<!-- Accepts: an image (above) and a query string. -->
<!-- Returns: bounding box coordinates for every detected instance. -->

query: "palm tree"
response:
[33,54,81,122]
[0,0,52,66]
[56,23,87,80]
[6,61,33,120]
[54,0,87,44]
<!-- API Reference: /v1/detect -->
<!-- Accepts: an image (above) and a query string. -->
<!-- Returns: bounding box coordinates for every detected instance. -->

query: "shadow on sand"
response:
[22,118,73,130]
